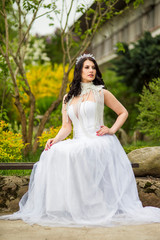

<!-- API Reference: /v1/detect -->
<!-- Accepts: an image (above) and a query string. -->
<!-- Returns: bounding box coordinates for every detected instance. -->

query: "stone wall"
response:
[0,175,160,213]
[136,177,160,208]
[0,176,29,213]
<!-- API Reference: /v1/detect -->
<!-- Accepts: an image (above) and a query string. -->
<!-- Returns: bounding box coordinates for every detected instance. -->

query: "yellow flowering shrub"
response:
[38,126,73,148]
[23,64,73,101]
[0,121,25,162]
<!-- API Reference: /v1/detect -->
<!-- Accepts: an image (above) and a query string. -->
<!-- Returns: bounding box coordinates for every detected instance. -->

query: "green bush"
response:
[112,32,160,93]
[136,78,160,140]
[103,69,139,133]
[46,102,62,128]
[124,145,148,154]
[36,96,56,115]
[123,139,160,154]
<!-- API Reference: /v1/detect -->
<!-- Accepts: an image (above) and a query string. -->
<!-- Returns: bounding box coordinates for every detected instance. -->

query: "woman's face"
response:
[81,59,96,83]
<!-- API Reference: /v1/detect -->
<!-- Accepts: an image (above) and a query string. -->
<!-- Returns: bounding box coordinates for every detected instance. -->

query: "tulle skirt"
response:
[1,134,160,227]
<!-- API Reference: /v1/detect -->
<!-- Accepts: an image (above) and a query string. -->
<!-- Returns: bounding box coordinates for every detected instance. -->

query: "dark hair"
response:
[64,56,105,103]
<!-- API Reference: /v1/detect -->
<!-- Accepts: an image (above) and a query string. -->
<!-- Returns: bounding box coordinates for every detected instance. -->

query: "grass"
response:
[123,140,160,154]
[0,148,42,176]
[0,169,32,176]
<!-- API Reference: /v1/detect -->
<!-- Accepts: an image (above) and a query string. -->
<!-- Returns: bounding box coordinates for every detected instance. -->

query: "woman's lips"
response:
[88,74,94,77]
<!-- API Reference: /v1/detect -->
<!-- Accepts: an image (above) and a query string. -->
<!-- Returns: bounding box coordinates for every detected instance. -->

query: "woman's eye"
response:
[84,66,95,69]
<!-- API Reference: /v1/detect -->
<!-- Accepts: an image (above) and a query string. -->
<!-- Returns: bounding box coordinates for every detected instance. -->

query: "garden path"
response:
[0,219,160,240]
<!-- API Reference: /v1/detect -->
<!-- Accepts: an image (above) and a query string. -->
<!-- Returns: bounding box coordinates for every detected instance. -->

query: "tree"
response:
[136,78,160,140]
[112,32,160,93]
[0,0,57,154]
[0,0,143,154]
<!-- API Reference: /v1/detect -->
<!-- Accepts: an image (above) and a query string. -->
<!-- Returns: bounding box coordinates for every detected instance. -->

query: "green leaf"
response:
[125,0,131,4]
[86,8,95,16]
[133,0,144,8]
[115,42,125,53]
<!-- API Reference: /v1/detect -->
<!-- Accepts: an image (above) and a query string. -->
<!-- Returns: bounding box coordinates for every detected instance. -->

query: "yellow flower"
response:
[23,64,74,101]
[0,120,26,162]
[38,126,73,148]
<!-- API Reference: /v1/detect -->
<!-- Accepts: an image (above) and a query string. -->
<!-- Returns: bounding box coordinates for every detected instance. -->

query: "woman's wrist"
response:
[54,137,59,143]
[109,128,116,135]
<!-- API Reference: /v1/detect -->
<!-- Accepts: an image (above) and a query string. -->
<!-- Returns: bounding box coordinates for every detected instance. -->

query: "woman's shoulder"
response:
[103,89,113,96]
[103,89,117,101]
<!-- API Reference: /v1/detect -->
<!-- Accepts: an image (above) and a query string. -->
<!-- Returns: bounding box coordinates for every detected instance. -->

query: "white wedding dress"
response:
[1,84,160,227]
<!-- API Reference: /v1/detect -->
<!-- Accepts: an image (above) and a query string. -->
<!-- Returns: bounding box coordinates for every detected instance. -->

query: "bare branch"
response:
[0,10,5,17]
[0,32,6,45]
[8,46,31,95]
[90,4,99,29]
[11,1,18,21]
[21,11,29,31]
[101,0,119,18]
[2,0,9,56]
[60,0,65,30]
[61,32,67,73]
[66,2,104,73]
[35,9,54,19]
[16,0,43,58]
[66,33,71,63]
[63,0,74,32]
[14,66,19,80]
[21,34,29,62]
[17,0,22,59]
[0,45,5,57]
[61,0,121,84]
[85,14,89,31]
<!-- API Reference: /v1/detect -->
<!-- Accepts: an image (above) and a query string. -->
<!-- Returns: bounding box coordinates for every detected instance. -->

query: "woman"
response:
[1,53,160,227]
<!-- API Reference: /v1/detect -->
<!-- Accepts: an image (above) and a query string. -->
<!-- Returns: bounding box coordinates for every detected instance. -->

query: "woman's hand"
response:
[96,125,115,136]
[45,138,57,151]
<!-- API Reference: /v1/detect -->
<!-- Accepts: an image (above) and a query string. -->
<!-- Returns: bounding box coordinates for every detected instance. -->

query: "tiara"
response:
[76,53,95,65]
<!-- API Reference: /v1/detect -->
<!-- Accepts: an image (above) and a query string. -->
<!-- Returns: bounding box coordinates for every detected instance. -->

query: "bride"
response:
[1,53,160,227]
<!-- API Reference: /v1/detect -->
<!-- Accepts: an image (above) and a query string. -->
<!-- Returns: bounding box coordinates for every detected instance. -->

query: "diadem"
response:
[76,53,95,65]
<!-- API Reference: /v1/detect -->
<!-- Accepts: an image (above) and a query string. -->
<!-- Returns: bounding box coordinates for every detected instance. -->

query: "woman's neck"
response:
[81,81,93,88]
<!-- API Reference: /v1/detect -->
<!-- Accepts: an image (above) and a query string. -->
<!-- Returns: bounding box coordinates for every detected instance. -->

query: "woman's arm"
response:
[45,95,72,150]
[96,89,128,136]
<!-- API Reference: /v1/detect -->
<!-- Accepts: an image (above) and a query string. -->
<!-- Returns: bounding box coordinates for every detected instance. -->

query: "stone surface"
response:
[128,147,160,177]
[0,175,160,213]
[0,176,29,213]
[136,176,160,207]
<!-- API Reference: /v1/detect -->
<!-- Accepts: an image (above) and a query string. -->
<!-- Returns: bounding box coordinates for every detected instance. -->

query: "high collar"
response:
[80,81,104,95]
[81,81,94,90]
